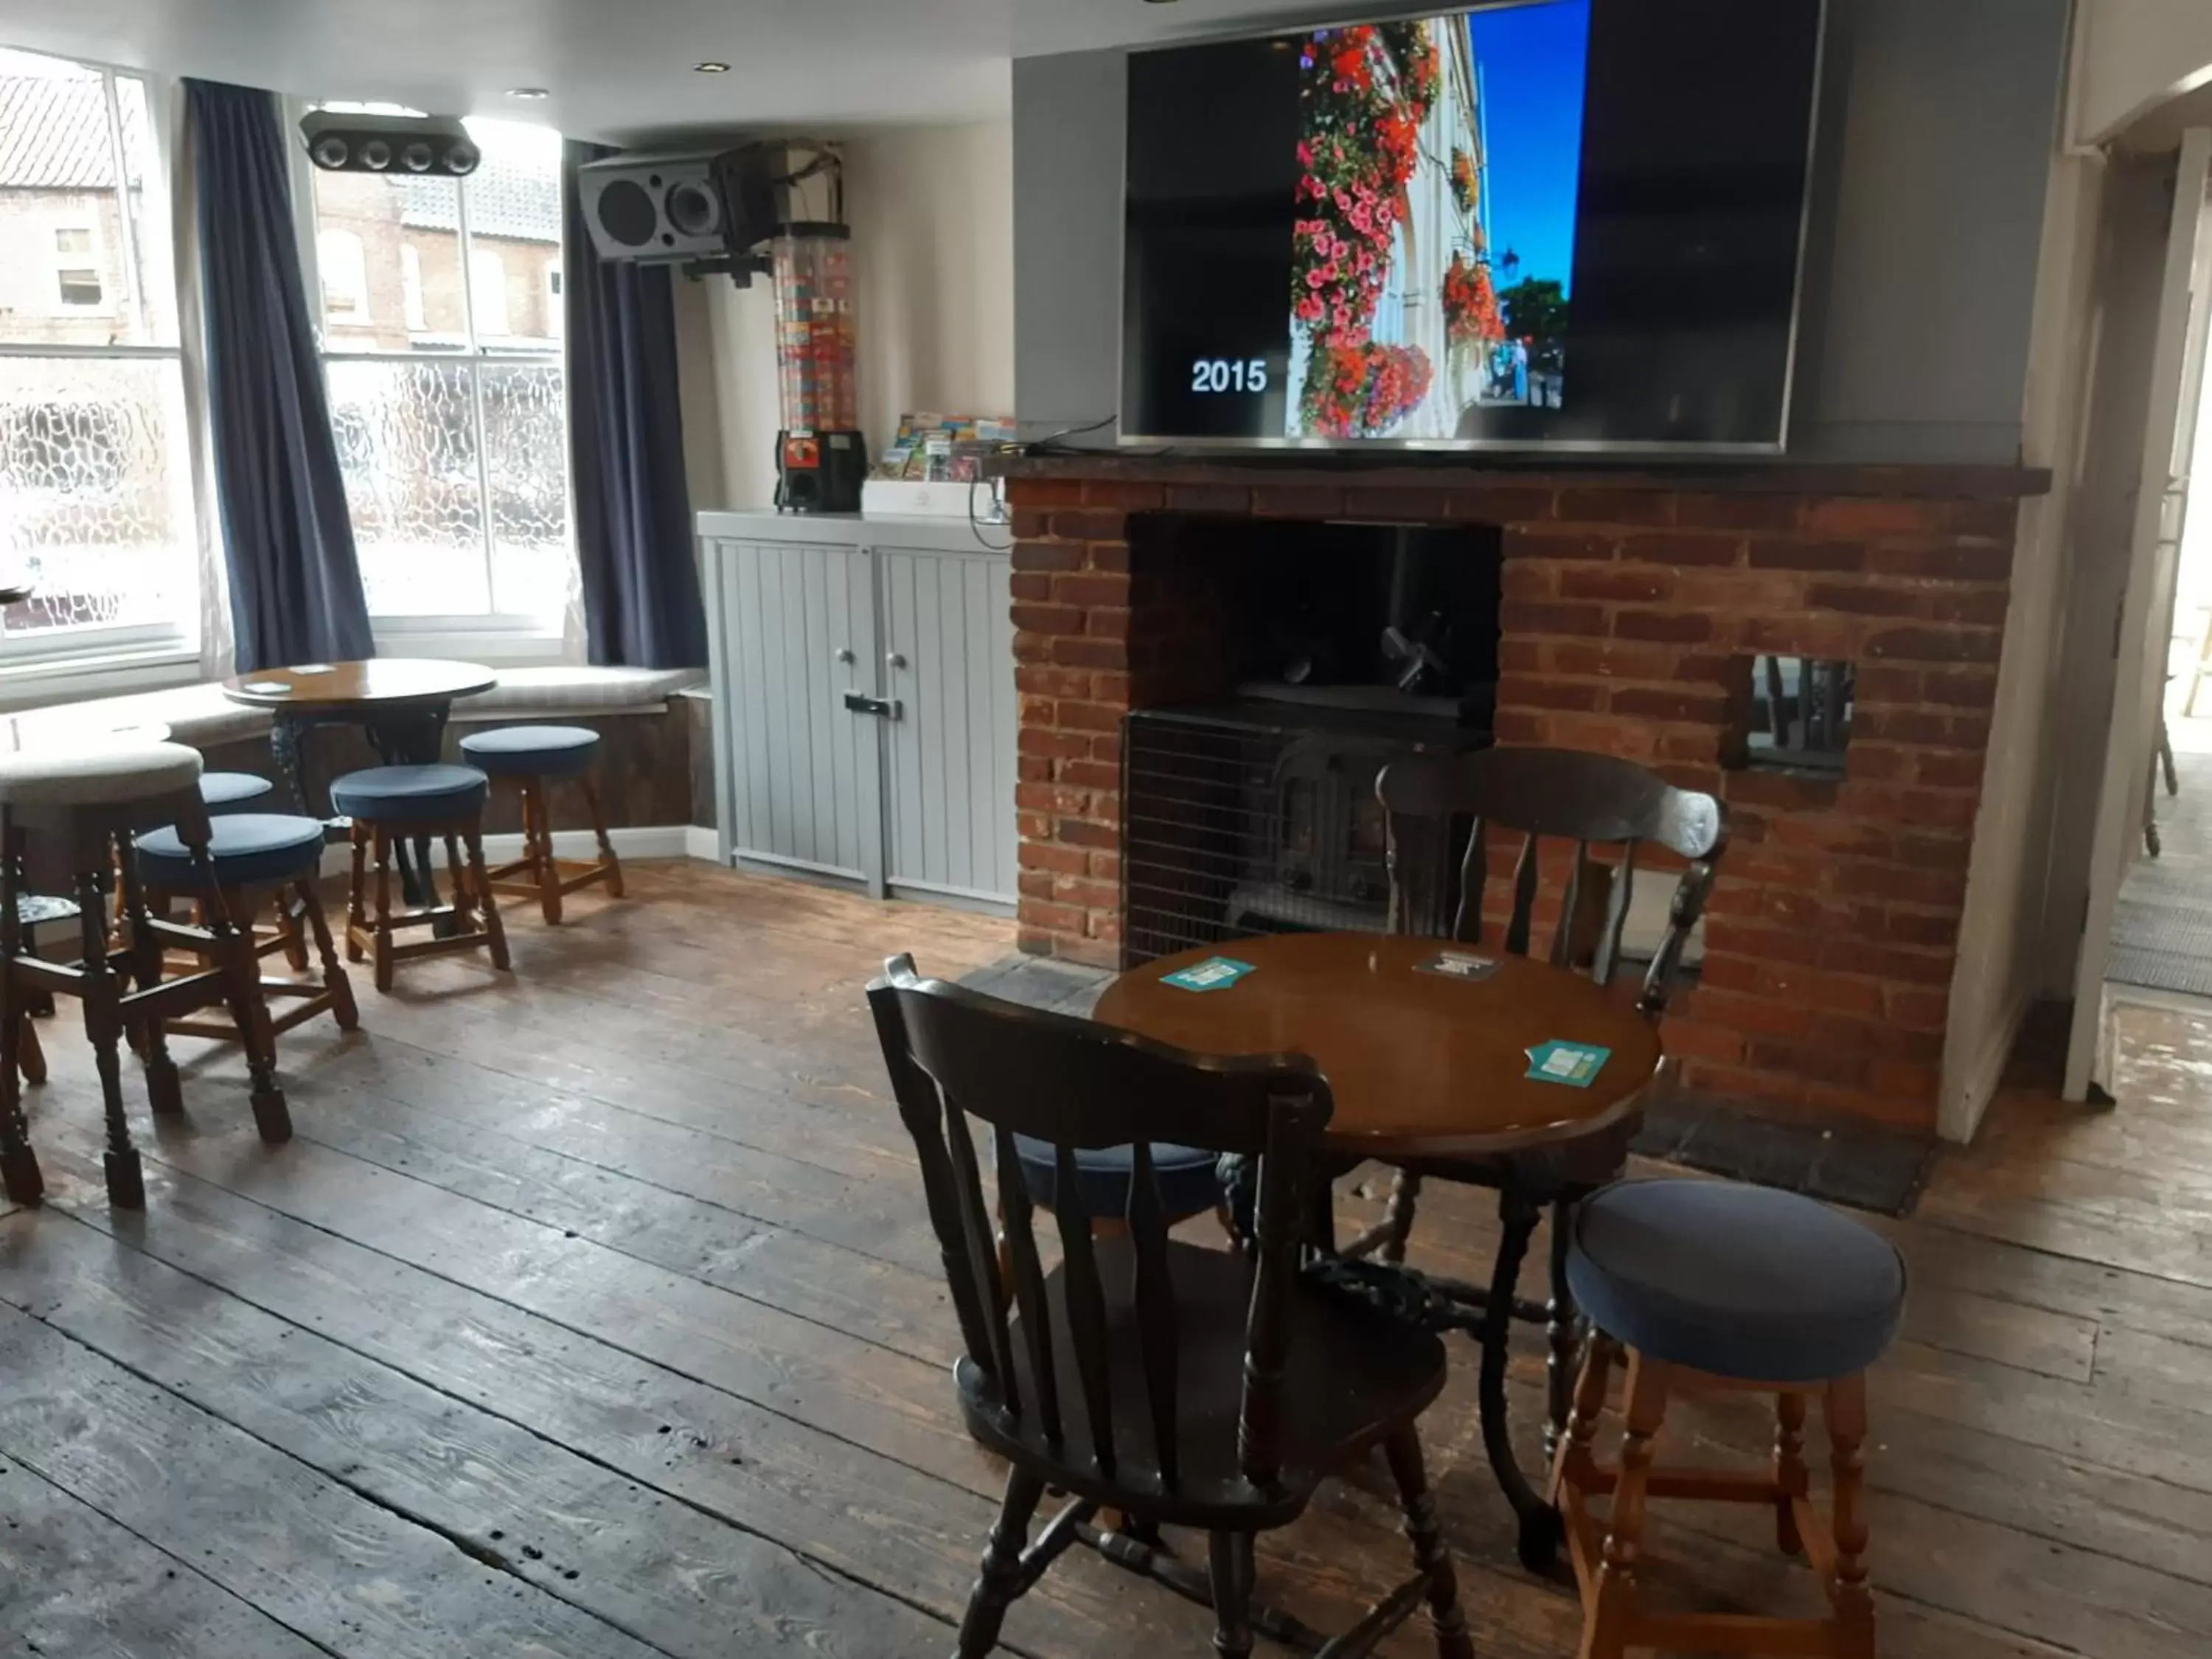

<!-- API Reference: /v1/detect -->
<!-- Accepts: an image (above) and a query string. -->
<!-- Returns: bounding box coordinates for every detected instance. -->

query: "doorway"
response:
[2066,128,2212,1098]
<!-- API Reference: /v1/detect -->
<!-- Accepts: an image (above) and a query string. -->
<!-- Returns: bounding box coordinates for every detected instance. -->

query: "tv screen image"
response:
[1286,7,1588,439]
[1122,0,1823,452]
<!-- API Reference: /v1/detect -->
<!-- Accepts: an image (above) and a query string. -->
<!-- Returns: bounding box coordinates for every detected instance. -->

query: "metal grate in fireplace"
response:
[1121,700,1489,967]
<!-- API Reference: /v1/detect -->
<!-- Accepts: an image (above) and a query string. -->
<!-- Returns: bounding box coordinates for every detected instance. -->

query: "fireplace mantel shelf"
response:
[991,451,2051,501]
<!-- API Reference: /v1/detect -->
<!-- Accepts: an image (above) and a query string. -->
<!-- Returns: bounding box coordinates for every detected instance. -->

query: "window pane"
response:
[481,363,568,616]
[325,358,490,615]
[462,120,563,351]
[312,169,467,350]
[0,354,195,635]
[0,53,175,347]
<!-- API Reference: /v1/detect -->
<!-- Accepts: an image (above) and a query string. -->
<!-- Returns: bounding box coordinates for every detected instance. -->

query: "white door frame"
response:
[2065,127,2212,1101]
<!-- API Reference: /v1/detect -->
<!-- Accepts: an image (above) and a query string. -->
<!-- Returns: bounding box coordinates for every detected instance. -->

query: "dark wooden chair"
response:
[1355,745,1725,1568]
[867,954,1475,1659]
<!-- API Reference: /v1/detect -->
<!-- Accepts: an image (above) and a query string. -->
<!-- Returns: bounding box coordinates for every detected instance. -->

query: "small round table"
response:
[1095,930,1664,1568]
[222,659,496,907]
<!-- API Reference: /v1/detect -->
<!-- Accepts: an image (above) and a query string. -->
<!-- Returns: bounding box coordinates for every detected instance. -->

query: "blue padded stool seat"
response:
[330,763,488,826]
[459,725,599,779]
[1568,1179,1906,1385]
[136,814,326,890]
[1012,1136,1223,1223]
[199,771,275,814]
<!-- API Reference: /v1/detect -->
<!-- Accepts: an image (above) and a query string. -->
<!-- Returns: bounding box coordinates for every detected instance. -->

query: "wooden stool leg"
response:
[0,837,41,1206]
[581,775,622,899]
[74,864,143,1209]
[1580,1352,1669,1659]
[1826,1374,1877,1658]
[1774,1390,1809,1555]
[443,832,473,931]
[294,877,358,1032]
[371,827,395,993]
[1545,1199,1580,1458]
[346,823,369,963]
[1551,1331,1616,1500]
[116,854,184,1118]
[465,826,510,971]
[1385,1429,1475,1659]
[187,844,289,1144]
[527,780,562,923]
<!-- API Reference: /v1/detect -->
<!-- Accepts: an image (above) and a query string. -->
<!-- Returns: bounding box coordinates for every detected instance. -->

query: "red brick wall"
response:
[1005,465,2031,1132]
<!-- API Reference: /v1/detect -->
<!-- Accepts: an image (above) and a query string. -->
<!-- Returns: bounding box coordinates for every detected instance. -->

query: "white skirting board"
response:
[315,824,700,877]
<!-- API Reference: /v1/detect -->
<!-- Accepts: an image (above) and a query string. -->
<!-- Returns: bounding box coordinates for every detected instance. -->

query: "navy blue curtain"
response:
[187,79,374,672]
[563,140,707,668]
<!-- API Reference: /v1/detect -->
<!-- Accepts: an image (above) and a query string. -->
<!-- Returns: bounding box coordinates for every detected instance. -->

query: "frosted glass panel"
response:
[0,355,195,633]
[324,358,490,616]
[481,362,568,618]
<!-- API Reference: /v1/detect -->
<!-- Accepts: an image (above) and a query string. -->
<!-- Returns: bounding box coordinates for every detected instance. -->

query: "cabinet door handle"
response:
[886,651,908,670]
[843,691,902,720]
[834,647,855,665]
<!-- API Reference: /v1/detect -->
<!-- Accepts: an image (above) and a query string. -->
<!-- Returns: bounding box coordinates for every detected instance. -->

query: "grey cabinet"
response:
[700,512,1017,911]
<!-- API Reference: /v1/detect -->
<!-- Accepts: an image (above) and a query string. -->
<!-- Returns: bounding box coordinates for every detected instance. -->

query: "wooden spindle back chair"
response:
[868,954,1474,1659]
[1354,746,1727,1571]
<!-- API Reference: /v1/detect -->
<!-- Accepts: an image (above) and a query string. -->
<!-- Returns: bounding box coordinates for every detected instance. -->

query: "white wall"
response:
[2071,0,2212,145]
[684,119,1016,508]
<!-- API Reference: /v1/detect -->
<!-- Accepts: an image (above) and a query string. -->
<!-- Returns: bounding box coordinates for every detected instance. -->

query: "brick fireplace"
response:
[1006,458,2048,1134]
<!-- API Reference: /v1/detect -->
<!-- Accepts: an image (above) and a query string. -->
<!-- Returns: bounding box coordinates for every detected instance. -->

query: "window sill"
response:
[368,624,570,666]
[0,642,203,713]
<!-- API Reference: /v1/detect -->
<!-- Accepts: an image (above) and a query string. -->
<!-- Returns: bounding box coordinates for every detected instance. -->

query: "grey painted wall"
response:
[1012,0,2071,464]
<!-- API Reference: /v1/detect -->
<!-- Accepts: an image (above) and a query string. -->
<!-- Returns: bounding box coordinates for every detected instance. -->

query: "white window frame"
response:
[0,58,203,693]
[291,108,571,661]
[48,216,108,313]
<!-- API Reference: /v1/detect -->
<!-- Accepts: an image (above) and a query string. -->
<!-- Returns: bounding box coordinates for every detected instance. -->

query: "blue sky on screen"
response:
[1463,0,1590,297]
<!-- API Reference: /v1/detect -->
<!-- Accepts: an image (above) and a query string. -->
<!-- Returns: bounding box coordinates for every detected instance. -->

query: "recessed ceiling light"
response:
[506,86,550,100]
[693,60,731,73]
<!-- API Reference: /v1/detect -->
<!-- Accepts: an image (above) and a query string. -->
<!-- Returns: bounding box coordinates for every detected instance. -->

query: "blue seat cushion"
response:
[1567,1179,1907,1384]
[1012,1137,1223,1224]
[136,813,327,889]
[459,724,599,779]
[330,763,488,825]
[198,771,275,813]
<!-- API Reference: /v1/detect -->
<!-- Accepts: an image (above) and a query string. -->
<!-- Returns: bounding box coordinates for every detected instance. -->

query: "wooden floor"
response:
[2,863,2209,1658]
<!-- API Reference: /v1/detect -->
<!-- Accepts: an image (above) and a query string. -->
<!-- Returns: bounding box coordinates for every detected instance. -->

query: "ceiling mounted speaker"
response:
[577,150,731,262]
[300,109,476,176]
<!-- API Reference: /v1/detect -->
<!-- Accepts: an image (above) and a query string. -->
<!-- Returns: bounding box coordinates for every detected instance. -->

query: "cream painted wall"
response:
[2070,0,2212,146]
[1939,148,2109,1139]
[683,119,1016,509]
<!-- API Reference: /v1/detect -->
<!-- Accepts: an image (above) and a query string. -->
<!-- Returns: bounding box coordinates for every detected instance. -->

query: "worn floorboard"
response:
[1,860,2209,1656]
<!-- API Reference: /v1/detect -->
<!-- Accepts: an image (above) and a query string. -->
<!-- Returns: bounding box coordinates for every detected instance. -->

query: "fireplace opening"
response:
[1121,516,1502,962]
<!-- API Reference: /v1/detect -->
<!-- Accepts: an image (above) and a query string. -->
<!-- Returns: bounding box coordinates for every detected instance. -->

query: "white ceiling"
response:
[0,0,1338,142]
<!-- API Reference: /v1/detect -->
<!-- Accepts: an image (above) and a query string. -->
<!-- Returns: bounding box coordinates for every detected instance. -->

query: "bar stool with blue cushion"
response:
[0,742,288,1209]
[330,762,507,992]
[136,813,357,1050]
[198,771,275,815]
[457,724,622,925]
[1550,1179,1905,1659]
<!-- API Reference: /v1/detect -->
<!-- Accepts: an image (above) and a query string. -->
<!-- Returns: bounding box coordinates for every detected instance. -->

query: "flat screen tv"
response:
[1120,0,1824,453]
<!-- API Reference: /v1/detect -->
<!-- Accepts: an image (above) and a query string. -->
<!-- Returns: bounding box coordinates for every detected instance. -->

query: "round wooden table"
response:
[1094,932,1662,1160]
[1096,929,1666,1571]
[222,659,496,908]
